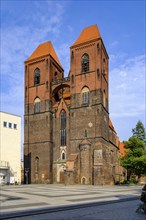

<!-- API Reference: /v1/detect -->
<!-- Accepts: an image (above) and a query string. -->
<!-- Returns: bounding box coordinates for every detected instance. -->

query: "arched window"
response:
[35,157,39,173]
[82,87,89,105]
[71,74,74,84]
[25,86,27,97]
[34,68,40,85]
[81,53,89,73]
[34,97,40,113]
[60,110,66,146]
[61,152,66,160]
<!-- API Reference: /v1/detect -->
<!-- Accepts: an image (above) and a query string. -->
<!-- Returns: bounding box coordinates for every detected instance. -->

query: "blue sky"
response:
[1,0,146,146]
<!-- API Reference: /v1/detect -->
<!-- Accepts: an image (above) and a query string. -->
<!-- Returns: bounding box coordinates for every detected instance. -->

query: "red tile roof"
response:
[80,139,91,145]
[67,153,78,161]
[26,41,62,67]
[71,24,101,47]
[119,142,126,156]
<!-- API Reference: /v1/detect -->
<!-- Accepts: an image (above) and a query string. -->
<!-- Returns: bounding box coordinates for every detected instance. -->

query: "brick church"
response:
[24,24,124,185]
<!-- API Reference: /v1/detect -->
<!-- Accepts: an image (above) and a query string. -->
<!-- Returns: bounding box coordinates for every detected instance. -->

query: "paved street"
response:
[7,199,145,220]
[0,184,145,219]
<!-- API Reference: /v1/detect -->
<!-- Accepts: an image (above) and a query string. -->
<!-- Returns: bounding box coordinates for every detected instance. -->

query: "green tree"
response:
[120,136,146,180]
[132,120,146,143]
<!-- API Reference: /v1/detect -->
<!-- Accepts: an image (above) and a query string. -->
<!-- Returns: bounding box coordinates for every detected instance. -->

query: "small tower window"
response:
[97,43,100,53]
[71,51,74,59]
[25,66,27,74]
[25,86,27,97]
[85,129,87,138]
[81,53,89,73]
[82,87,89,105]
[34,68,40,85]
[71,74,74,84]
[35,157,39,173]
[61,152,66,160]
[103,59,106,76]
[34,97,40,113]
[97,69,100,79]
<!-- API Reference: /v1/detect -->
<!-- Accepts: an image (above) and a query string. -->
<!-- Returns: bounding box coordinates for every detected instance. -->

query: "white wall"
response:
[0,112,21,184]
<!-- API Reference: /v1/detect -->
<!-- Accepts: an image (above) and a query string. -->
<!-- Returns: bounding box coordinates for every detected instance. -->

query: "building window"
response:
[35,157,39,173]
[34,68,40,85]
[97,68,100,79]
[61,152,66,160]
[25,66,27,74]
[71,74,74,84]
[25,86,27,97]
[82,87,89,105]
[14,124,17,129]
[81,53,89,73]
[34,97,40,113]
[9,123,12,128]
[85,129,87,138]
[60,110,66,146]
[3,121,7,127]
[71,51,74,60]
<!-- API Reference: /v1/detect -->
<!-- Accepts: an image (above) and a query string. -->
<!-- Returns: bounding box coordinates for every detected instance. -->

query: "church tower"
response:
[69,25,111,185]
[24,24,123,185]
[24,41,63,183]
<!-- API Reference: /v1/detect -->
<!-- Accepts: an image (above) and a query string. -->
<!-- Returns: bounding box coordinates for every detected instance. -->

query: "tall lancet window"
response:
[82,87,89,105]
[34,68,40,85]
[81,53,89,73]
[60,110,66,146]
[35,157,39,173]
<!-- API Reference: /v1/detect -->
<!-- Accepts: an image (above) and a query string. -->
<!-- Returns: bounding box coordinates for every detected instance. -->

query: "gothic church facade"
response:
[24,24,123,185]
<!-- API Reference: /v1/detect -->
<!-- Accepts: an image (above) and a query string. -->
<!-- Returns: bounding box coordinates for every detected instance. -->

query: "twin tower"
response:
[24,24,123,185]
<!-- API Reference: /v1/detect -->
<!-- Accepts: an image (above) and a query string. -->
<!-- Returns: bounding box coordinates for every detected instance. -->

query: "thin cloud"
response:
[109,54,145,118]
[1,2,66,115]
[56,43,70,76]
[1,1,145,143]
[110,41,119,47]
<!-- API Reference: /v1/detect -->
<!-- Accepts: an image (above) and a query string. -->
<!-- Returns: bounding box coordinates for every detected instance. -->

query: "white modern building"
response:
[0,112,21,184]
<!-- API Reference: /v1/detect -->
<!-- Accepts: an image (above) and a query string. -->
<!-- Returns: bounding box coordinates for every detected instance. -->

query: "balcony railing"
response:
[52,77,70,86]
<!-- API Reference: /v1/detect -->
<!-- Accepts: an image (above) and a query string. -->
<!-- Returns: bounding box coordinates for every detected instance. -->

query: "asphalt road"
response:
[7,199,146,220]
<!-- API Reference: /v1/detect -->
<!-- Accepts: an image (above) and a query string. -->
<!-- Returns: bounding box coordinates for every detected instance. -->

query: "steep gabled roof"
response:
[80,139,91,146]
[25,41,62,68]
[67,153,78,162]
[71,24,101,47]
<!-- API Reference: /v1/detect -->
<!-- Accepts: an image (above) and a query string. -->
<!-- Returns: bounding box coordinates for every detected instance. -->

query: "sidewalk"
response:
[0,184,142,218]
